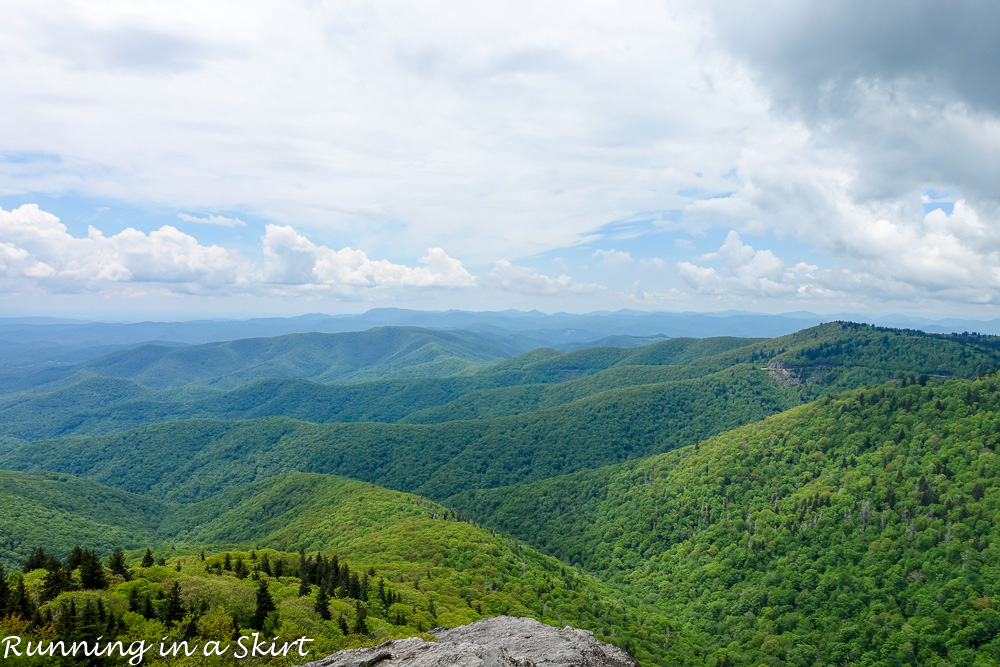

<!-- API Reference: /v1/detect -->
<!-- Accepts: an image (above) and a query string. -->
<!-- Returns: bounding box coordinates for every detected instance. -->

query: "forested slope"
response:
[0,326,529,395]
[0,471,672,665]
[0,364,799,501]
[448,374,1000,665]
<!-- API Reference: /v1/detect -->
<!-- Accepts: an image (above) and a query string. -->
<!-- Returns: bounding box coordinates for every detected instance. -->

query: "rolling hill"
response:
[0,326,532,395]
[0,471,673,665]
[447,374,1000,665]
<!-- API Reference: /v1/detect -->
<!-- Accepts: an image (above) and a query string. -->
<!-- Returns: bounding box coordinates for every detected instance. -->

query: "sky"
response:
[2,0,1000,320]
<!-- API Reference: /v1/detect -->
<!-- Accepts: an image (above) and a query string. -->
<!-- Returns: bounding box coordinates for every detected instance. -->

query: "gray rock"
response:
[296,616,639,667]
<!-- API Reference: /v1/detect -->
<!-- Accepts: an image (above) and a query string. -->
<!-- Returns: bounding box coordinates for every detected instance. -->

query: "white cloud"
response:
[479,260,599,296]
[678,231,798,297]
[0,205,475,298]
[177,213,247,227]
[593,248,634,269]
[0,0,771,265]
[260,224,474,289]
[0,204,243,291]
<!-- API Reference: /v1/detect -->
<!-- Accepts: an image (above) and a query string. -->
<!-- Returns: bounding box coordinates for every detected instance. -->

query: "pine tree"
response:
[234,557,248,580]
[108,548,130,580]
[224,553,232,571]
[141,549,155,568]
[164,581,184,624]
[253,579,276,631]
[11,578,33,618]
[79,549,107,590]
[41,566,71,602]
[314,586,331,620]
[67,546,84,570]
[353,600,367,635]
[260,554,272,576]
[23,548,48,573]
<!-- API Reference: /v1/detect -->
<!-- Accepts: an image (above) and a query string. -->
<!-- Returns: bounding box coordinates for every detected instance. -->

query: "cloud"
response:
[677,230,804,297]
[0,0,770,265]
[593,248,633,269]
[479,260,599,296]
[0,205,475,297]
[178,213,247,227]
[260,224,475,289]
[0,204,243,291]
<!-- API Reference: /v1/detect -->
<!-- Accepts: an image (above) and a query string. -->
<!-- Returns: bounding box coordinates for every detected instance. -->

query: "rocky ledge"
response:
[296,615,639,666]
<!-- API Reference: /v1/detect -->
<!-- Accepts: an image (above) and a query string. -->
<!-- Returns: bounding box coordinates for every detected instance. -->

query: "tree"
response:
[353,600,368,635]
[23,548,48,573]
[314,587,331,620]
[108,548,130,580]
[141,549,155,568]
[79,549,107,590]
[164,582,184,624]
[41,566,71,602]
[253,579,276,631]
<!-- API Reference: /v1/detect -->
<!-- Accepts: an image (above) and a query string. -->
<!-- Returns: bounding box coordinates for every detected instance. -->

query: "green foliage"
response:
[0,470,169,567]
[451,374,1000,665]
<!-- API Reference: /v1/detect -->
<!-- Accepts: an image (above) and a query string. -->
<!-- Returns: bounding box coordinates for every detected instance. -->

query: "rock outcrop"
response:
[296,615,640,666]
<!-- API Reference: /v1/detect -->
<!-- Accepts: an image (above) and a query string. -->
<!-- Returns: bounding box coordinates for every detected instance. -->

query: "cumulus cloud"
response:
[178,213,247,227]
[677,230,809,297]
[0,204,243,291]
[479,260,599,296]
[260,224,475,289]
[0,205,477,298]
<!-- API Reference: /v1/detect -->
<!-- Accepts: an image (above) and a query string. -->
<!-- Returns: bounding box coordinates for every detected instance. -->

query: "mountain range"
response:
[2,316,1000,665]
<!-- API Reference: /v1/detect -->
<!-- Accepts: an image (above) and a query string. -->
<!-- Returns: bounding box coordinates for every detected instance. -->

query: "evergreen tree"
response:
[23,548,48,573]
[10,578,33,618]
[41,566,71,602]
[224,553,232,571]
[67,545,84,570]
[234,557,248,580]
[164,581,184,624]
[141,549,155,568]
[353,600,367,635]
[314,586,331,620]
[260,554,272,576]
[253,579,276,631]
[127,586,141,613]
[79,549,107,590]
[108,548,130,580]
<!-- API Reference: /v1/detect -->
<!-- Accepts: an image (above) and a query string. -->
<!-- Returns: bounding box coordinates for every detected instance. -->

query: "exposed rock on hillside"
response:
[297,616,639,666]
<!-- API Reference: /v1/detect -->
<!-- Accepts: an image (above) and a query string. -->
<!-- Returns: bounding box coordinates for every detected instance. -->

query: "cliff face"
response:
[297,616,640,667]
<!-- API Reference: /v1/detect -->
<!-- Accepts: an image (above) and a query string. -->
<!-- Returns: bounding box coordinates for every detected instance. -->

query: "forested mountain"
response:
[448,374,1000,665]
[0,471,670,665]
[0,326,531,395]
[3,322,999,445]
[5,320,1000,665]
[0,335,758,440]
[4,323,1000,504]
[0,470,169,565]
